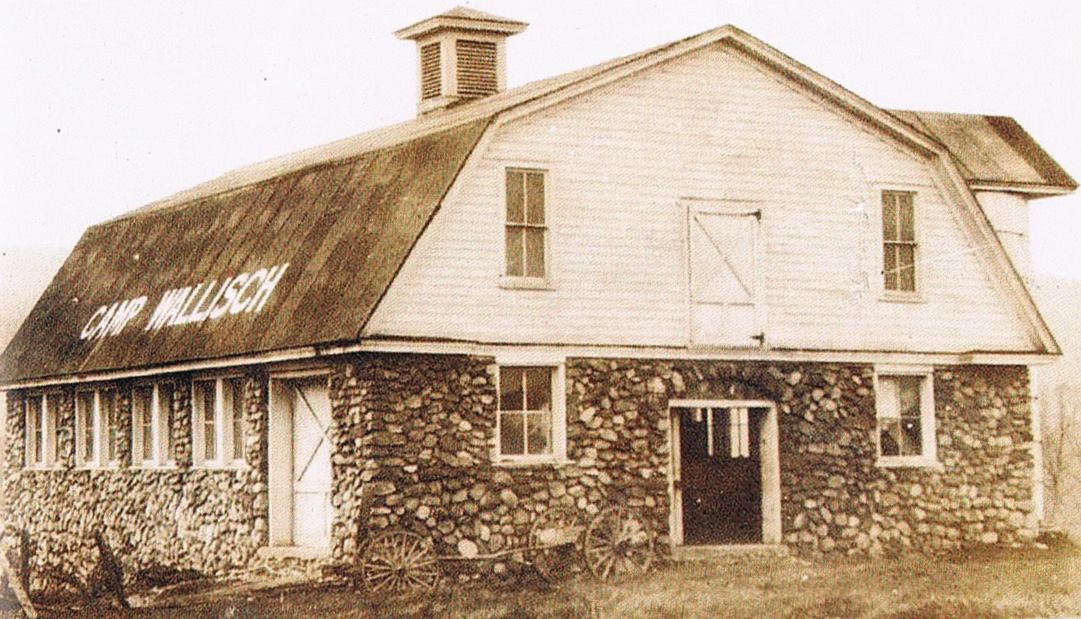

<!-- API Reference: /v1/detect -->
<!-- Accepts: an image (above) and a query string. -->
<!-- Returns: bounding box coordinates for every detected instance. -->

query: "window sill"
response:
[494,457,572,468]
[133,462,180,471]
[499,276,554,291]
[23,465,62,472]
[879,291,926,304]
[876,457,943,471]
[195,461,250,471]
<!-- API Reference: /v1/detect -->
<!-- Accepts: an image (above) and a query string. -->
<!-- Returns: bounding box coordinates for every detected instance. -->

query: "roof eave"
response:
[968,180,1078,198]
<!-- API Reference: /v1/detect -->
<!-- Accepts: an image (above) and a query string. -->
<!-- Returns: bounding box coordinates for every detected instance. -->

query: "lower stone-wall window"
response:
[875,366,938,467]
[74,388,120,468]
[24,393,59,468]
[496,364,566,463]
[192,376,247,468]
[131,382,176,467]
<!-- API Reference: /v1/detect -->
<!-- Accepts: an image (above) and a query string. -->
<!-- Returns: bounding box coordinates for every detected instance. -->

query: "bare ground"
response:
[7,543,1079,619]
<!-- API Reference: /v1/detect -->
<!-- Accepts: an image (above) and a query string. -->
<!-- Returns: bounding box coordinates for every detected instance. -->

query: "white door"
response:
[290,377,333,548]
[688,206,761,347]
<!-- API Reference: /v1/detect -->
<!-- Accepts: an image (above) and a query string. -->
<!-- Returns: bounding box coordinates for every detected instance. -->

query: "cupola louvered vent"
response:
[420,43,442,100]
[455,39,498,97]
[396,7,527,115]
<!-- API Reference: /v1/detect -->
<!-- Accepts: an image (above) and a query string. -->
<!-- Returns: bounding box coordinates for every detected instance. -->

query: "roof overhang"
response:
[395,14,527,40]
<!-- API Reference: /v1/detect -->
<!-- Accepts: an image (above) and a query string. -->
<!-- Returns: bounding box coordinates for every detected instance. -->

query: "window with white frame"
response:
[75,388,118,468]
[504,168,548,279]
[24,394,58,468]
[497,365,565,461]
[131,382,175,467]
[75,391,96,466]
[882,190,917,293]
[876,369,937,465]
[192,376,247,467]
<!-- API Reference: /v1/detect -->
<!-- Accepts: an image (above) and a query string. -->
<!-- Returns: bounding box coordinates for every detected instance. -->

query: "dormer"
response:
[395,7,527,115]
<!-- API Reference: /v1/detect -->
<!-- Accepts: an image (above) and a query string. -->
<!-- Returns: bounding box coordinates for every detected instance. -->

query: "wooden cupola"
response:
[395,6,527,115]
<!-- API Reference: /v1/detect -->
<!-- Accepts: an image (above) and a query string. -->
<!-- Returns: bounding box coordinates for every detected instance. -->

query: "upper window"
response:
[192,376,247,467]
[497,365,566,462]
[75,388,118,468]
[876,369,937,466]
[882,191,917,293]
[24,393,59,468]
[131,382,176,467]
[504,169,548,280]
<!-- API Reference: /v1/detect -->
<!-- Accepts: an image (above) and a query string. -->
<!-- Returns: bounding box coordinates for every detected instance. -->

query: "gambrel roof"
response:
[1,24,1071,385]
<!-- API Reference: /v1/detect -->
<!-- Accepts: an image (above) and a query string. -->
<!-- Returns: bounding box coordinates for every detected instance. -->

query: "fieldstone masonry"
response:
[2,353,1037,587]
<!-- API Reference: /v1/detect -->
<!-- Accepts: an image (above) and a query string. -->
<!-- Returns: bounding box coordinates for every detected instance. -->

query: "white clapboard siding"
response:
[365,43,1033,353]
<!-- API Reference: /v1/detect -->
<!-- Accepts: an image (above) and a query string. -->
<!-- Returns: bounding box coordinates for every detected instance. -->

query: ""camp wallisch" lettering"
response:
[79,263,289,341]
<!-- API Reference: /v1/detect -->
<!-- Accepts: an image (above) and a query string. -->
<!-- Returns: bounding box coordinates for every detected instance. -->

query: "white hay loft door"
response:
[269,374,333,550]
[688,204,762,347]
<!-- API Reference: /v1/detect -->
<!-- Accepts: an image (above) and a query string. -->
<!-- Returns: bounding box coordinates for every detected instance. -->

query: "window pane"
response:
[526,411,552,455]
[499,367,524,411]
[26,397,41,464]
[900,415,923,456]
[159,383,174,461]
[505,227,524,277]
[897,245,916,292]
[500,412,524,455]
[878,419,901,456]
[196,381,217,461]
[524,367,551,411]
[101,390,118,462]
[76,392,94,463]
[899,194,915,242]
[228,378,245,461]
[506,170,524,223]
[526,172,545,224]
[133,386,153,462]
[525,228,545,277]
[897,376,921,418]
[882,192,898,241]
[45,396,60,465]
[883,245,898,290]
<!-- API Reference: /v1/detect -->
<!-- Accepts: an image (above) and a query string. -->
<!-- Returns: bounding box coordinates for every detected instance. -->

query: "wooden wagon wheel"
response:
[358,529,441,592]
[584,506,655,581]
[528,506,585,582]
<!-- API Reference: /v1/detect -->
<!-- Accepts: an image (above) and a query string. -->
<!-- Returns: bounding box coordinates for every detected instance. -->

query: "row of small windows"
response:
[24,378,247,470]
[26,367,936,468]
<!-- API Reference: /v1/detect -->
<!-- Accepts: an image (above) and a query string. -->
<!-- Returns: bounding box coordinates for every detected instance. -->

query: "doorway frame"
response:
[668,399,782,547]
[267,368,332,551]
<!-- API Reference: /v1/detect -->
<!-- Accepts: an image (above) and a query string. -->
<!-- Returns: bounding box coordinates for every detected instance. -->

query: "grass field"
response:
[15,543,1079,619]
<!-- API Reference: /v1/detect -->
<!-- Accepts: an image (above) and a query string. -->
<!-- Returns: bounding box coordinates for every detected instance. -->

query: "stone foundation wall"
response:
[336,355,1037,559]
[3,353,1036,587]
[2,370,269,584]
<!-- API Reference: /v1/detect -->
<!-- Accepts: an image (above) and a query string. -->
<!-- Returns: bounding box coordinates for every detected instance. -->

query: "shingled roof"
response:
[890,110,1077,193]
[1,22,1072,384]
[0,119,490,383]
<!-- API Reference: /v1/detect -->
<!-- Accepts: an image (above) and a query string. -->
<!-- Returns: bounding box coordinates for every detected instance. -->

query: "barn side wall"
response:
[3,354,1036,587]
[331,354,1037,562]
[2,370,269,584]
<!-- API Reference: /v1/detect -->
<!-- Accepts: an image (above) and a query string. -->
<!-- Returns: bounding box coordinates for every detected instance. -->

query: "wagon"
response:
[354,504,656,592]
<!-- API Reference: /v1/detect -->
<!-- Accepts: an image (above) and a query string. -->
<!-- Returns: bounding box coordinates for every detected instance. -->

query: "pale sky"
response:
[1,1,1079,318]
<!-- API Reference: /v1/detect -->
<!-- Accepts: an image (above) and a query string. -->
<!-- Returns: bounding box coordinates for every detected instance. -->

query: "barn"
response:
[2,7,1076,580]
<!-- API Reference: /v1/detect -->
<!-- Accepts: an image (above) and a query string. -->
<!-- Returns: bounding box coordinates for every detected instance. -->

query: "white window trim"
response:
[499,165,554,290]
[875,186,926,304]
[493,362,568,466]
[98,389,122,469]
[192,375,248,469]
[874,365,940,468]
[73,388,120,469]
[75,390,95,468]
[24,392,59,469]
[131,382,177,469]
